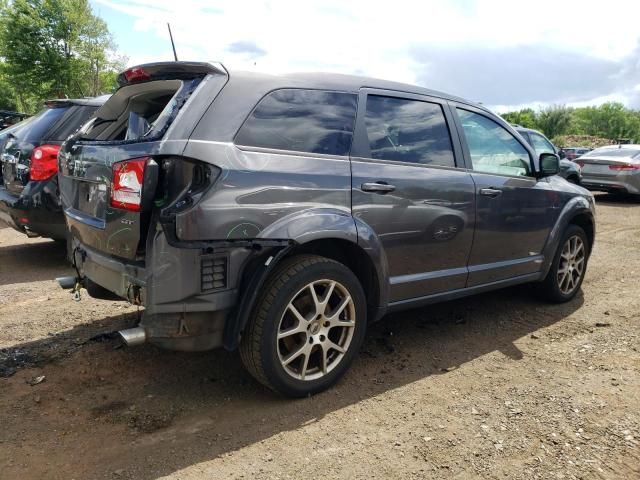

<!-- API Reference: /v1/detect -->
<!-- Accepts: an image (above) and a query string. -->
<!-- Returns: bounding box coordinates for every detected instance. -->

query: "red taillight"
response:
[30,144,60,181]
[609,163,640,171]
[110,158,149,212]
[123,67,151,84]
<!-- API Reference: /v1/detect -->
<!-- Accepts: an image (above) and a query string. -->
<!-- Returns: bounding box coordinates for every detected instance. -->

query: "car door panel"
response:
[351,89,475,302]
[468,172,559,285]
[450,104,558,286]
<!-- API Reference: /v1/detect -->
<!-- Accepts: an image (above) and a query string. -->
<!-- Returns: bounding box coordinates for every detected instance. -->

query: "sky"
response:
[90,0,640,113]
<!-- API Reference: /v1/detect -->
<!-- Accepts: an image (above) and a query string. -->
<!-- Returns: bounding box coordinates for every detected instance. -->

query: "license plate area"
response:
[76,180,108,220]
[582,164,610,174]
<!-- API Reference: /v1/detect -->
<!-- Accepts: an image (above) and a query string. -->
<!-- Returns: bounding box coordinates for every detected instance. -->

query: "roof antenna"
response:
[167,23,178,61]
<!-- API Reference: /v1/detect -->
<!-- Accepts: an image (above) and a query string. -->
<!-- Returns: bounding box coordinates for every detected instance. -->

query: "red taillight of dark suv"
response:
[110,157,149,212]
[30,144,61,181]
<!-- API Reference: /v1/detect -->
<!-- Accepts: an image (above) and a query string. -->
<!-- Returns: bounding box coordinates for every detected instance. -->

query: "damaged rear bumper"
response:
[68,225,290,352]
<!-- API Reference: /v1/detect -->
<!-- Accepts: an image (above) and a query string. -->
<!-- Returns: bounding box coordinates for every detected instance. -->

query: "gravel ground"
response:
[0,193,638,480]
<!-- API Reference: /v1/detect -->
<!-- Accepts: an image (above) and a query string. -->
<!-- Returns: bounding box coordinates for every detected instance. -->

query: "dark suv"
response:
[0,97,107,239]
[58,62,596,397]
[513,126,583,184]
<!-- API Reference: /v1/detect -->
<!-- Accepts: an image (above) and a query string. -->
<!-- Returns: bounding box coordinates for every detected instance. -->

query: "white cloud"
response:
[96,0,640,109]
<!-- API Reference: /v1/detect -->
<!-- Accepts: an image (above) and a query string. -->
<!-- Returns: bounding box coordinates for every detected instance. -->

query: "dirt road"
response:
[0,194,638,479]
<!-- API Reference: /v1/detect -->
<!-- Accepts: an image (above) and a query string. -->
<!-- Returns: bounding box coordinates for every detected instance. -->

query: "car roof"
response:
[226,69,488,112]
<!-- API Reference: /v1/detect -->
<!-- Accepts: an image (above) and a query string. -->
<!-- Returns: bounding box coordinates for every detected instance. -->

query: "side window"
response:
[458,109,532,177]
[529,132,555,156]
[364,95,455,167]
[235,89,357,156]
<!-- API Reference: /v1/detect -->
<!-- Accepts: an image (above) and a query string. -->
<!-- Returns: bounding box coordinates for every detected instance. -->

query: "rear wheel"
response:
[240,255,367,397]
[539,225,589,303]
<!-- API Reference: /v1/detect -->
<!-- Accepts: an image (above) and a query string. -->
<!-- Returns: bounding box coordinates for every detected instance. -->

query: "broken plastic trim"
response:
[223,243,296,350]
[158,214,292,251]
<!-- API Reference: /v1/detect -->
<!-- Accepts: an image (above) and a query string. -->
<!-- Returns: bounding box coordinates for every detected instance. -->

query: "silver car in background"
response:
[577,145,640,196]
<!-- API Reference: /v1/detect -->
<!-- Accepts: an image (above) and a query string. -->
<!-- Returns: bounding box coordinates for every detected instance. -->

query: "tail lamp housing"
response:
[30,144,61,181]
[110,157,149,212]
[609,163,640,171]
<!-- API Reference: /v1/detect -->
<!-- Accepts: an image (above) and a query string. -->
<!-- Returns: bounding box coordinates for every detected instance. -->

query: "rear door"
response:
[451,105,559,286]
[351,89,476,302]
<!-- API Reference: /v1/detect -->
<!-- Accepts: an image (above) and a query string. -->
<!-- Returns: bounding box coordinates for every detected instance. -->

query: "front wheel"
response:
[539,225,589,303]
[240,255,367,397]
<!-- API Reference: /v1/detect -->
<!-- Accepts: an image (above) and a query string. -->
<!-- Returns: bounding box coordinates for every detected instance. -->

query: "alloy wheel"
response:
[277,279,356,381]
[557,235,586,295]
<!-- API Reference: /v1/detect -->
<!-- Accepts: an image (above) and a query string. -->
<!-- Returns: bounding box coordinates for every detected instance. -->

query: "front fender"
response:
[540,196,595,278]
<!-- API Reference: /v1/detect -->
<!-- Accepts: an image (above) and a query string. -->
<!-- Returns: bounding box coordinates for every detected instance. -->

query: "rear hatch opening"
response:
[77,79,184,142]
[59,62,227,262]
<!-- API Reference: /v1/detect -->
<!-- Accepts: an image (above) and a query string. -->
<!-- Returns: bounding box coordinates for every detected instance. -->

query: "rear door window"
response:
[363,95,456,167]
[457,109,532,177]
[235,89,357,156]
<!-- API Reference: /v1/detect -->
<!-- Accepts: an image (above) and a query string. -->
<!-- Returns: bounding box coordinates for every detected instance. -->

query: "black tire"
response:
[539,224,589,303]
[239,254,367,397]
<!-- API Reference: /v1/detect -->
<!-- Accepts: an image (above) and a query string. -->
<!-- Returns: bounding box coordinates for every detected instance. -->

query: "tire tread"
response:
[239,255,340,392]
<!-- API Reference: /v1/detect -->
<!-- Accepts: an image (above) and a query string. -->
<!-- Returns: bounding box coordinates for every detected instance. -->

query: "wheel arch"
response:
[224,209,389,350]
[540,196,595,278]
[286,237,386,324]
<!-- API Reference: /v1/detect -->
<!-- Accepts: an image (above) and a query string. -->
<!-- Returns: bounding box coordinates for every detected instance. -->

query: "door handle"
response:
[479,187,502,198]
[361,182,396,193]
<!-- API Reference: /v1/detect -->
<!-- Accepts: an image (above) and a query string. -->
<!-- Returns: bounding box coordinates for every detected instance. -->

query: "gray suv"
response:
[58,62,596,397]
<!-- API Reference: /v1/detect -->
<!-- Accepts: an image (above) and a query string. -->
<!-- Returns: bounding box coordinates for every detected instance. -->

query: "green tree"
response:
[536,105,573,138]
[572,103,640,141]
[0,0,124,112]
[500,108,538,129]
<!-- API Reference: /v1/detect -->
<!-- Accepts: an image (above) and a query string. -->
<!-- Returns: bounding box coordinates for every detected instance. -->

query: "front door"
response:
[351,89,476,302]
[452,105,560,286]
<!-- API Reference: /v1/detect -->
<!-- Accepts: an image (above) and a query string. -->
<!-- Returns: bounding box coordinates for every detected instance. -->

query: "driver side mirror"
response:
[539,153,560,177]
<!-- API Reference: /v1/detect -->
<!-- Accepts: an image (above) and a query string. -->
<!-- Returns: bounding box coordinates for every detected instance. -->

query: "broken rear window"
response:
[77,78,198,143]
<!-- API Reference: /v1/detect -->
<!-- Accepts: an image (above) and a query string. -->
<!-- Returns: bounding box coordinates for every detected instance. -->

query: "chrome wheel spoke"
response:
[319,281,336,314]
[299,349,311,380]
[308,283,321,315]
[327,340,346,354]
[327,295,352,323]
[283,343,309,366]
[278,322,307,340]
[320,344,329,375]
[287,303,308,324]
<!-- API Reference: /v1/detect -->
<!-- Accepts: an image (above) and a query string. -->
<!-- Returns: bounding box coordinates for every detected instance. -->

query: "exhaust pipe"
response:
[118,327,147,346]
[56,276,78,290]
